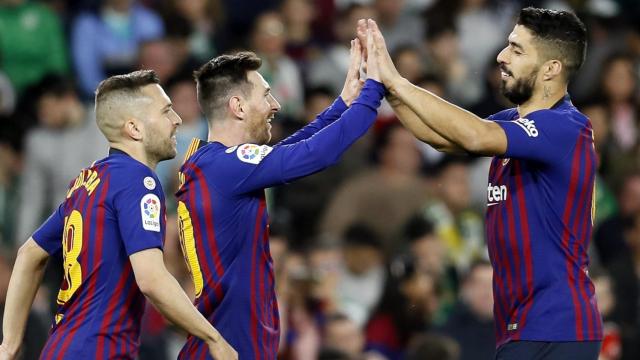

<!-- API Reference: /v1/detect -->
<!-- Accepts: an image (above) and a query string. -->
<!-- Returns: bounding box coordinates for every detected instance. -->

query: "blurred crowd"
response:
[1,0,640,359]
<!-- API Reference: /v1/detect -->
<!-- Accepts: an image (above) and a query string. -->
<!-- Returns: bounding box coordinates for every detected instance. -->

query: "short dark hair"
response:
[517,7,587,80]
[95,70,160,102]
[194,52,262,120]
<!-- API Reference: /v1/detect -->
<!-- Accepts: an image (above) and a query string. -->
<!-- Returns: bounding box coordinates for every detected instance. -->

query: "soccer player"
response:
[176,37,383,359]
[363,7,602,360]
[0,70,236,360]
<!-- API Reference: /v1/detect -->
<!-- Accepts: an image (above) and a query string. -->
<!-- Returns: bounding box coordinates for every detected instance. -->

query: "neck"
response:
[207,119,247,147]
[517,82,567,117]
[109,142,158,170]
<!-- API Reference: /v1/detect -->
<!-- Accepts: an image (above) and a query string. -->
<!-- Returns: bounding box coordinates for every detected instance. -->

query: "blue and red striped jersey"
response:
[485,95,602,347]
[32,149,166,359]
[176,80,384,360]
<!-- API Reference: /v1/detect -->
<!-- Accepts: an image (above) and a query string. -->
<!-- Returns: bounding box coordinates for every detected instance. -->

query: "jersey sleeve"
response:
[213,80,385,195]
[492,110,580,164]
[276,97,348,146]
[31,203,65,255]
[113,167,165,256]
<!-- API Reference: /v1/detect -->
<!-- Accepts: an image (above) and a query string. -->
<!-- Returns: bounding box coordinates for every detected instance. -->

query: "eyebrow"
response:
[509,41,524,51]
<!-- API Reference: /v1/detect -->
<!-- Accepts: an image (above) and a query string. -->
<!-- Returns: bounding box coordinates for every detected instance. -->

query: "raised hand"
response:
[365,26,381,82]
[366,19,400,87]
[339,38,365,106]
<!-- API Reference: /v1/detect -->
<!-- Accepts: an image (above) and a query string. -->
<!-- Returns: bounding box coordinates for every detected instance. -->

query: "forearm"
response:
[2,242,48,354]
[277,97,347,146]
[142,270,220,343]
[388,97,464,153]
[389,77,498,154]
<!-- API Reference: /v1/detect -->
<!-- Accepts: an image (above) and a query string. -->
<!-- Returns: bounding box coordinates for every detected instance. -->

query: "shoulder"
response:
[487,108,517,121]
[106,156,161,192]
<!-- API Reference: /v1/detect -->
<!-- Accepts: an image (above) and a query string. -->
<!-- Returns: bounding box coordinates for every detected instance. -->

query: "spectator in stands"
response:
[438,260,494,360]
[15,75,107,244]
[366,255,440,360]
[0,0,69,94]
[336,224,386,328]
[71,0,164,98]
[321,122,428,255]
[250,11,304,120]
[423,156,486,274]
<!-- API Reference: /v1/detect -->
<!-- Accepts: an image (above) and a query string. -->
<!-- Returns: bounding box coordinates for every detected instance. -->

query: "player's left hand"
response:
[339,38,365,106]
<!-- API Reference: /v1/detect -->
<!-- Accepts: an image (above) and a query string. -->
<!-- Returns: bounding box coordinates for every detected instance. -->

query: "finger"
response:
[353,38,362,68]
[357,19,368,59]
[367,19,383,47]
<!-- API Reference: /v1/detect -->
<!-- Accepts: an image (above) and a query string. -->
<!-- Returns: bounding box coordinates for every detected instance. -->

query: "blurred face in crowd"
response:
[324,317,365,357]
[461,264,494,320]
[304,92,333,123]
[37,92,84,129]
[582,104,609,151]
[168,81,201,125]
[244,71,280,144]
[394,48,424,84]
[411,233,446,276]
[139,84,182,163]
[437,163,471,213]
[497,25,541,105]
[252,12,286,56]
[343,244,383,275]
[281,0,314,28]
[380,126,422,175]
[139,40,179,83]
[602,57,636,103]
[401,270,438,314]
[619,175,640,216]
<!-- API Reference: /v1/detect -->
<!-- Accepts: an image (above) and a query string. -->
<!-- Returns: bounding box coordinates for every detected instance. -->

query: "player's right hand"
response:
[207,337,238,360]
[366,19,400,86]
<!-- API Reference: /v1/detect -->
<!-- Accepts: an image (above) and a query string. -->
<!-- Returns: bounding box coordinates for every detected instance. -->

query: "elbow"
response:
[135,274,160,297]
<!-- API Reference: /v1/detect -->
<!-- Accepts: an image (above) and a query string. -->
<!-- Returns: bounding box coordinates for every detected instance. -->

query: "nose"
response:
[269,94,281,112]
[173,110,183,126]
[496,47,508,66]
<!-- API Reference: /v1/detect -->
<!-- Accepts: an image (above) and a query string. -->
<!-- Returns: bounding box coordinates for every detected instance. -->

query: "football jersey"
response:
[33,149,166,359]
[176,80,385,359]
[486,95,602,347]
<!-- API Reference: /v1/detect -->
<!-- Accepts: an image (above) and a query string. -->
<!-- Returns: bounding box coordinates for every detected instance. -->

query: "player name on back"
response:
[66,169,101,199]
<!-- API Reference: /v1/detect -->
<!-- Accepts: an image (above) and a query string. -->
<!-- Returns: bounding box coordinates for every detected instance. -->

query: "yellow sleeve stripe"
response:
[183,138,202,165]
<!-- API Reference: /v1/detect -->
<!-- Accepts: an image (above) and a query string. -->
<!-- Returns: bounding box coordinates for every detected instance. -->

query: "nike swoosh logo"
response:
[487,202,499,207]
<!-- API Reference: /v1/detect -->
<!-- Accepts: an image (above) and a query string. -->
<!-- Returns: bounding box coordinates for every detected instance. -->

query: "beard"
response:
[249,120,272,145]
[145,132,177,163]
[500,67,538,105]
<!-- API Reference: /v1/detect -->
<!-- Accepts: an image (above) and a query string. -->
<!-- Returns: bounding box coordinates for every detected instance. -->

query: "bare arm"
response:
[368,19,508,156]
[130,248,237,360]
[386,93,464,153]
[1,239,49,358]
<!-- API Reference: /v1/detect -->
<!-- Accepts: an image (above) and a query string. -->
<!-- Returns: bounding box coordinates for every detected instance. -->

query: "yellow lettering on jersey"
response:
[177,201,204,298]
[66,169,102,198]
[57,210,83,305]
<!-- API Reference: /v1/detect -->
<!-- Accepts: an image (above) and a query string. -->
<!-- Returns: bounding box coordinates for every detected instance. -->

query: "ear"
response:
[542,59,563,81]
[228,95,245,120]
[124,118,143,141]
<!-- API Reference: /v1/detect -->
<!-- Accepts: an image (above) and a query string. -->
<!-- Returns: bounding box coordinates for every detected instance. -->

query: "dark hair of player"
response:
[193,51,262,121]
[94,70,160,102]
[516,7,587,80]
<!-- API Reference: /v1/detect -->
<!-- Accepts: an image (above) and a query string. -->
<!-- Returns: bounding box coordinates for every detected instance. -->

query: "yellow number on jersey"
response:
[178,201,204,298]
[57,210,83,306]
